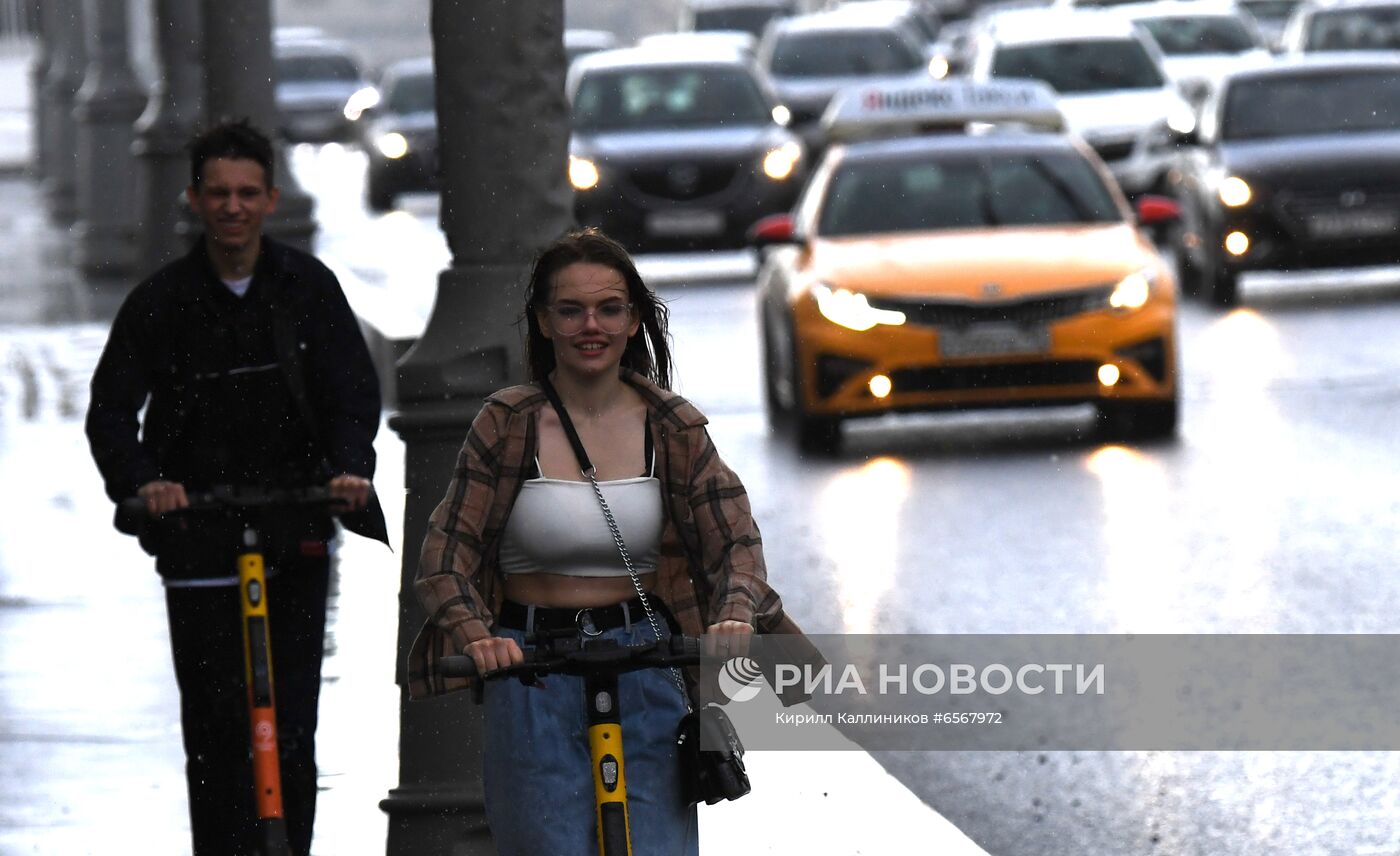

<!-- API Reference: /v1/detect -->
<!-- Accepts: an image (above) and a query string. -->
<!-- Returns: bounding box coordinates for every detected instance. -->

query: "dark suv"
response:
[567,46,807,250]
[1167,54,1400,306]
[362,57,436,212]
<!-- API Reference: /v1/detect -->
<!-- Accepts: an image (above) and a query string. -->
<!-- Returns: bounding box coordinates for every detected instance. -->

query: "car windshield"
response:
[386,73,434,114]
[1305,6,1400,50]
[768,30,924,77]
[1238,0,1299,23]
[573,65,771,131]
[991,39,1165,92]
[276,54,360,84]
[818,151,1122,236]
[1221,69,1400,140]
[1138,16,1257,55]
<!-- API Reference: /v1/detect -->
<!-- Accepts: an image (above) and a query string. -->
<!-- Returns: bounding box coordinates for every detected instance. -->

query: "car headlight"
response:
[812,284,906,331]
[343,86,380,121]
[376,132,409,159]
[1166,100,1197,135]
[1218,176,1252,208]
[569,155,600,191]
[762,142,802,181]
[1109,270,1154,311]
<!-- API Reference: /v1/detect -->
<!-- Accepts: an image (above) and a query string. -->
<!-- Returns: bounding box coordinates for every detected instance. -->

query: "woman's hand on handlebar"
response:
[327,474,372,512]
[464,635,526,676]
[138,479,189,516]
[705,619,754,658]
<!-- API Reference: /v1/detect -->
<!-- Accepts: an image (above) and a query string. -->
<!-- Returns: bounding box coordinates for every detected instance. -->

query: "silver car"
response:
[274,39,374,143]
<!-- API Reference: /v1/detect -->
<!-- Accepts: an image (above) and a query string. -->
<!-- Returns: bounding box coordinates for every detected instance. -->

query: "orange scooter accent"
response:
[239,529,292,855]
[116,486,351,856]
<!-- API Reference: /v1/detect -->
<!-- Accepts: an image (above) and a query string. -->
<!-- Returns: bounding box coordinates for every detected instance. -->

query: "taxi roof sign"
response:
[822,79,1065,143]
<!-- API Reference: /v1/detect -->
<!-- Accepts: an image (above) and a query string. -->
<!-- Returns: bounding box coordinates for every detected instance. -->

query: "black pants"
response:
[164,551,331,856]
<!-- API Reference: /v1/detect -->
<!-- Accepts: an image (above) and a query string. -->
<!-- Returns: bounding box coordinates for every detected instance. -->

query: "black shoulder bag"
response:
[539,378,751,807]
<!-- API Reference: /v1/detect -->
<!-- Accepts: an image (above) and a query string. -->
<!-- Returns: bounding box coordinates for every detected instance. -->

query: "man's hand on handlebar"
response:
[138,479,189,516]
[464,635,526,676]
[327,474,372,512]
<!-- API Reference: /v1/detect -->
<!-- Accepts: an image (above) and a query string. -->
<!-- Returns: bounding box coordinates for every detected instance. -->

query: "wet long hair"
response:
[523,229,673,390]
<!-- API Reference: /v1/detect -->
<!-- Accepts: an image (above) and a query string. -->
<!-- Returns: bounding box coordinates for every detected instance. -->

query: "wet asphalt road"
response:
[660,268,1400,856]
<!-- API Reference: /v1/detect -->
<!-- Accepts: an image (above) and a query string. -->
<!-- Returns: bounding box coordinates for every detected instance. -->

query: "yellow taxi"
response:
[749,79,1181,452]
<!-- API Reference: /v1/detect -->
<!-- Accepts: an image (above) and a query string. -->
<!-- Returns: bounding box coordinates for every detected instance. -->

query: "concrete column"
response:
[40,0,84,223]
[133,0,204,272]
[28,0,50,181]
[200,0,316,251]
[72,0,146,276]
[382,1,573,853]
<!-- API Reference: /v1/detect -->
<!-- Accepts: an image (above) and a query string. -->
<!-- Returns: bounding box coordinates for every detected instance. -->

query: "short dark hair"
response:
[523,229,674,390]
[188,119,275,189]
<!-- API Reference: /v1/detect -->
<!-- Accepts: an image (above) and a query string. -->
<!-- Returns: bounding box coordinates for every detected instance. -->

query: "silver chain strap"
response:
[584,470,693,713]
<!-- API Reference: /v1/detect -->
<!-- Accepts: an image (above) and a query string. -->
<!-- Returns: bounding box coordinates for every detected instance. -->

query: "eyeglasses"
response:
[544,302,634,336]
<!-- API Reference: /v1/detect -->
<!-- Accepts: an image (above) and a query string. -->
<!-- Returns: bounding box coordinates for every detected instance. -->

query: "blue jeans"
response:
[482,616,700,856]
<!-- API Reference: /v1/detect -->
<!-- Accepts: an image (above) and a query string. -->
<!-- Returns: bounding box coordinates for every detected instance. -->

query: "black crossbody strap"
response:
[539,377,593,477]
[537,376,692,711]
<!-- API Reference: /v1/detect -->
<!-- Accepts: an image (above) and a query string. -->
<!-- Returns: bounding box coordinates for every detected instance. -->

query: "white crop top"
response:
[497,459,664,577]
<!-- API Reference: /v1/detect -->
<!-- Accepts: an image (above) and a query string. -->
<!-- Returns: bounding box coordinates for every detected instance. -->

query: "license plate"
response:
[939,323,1050,359]
[1307,210,1398,238]
[645,210,724,237]
[291,115,337,132]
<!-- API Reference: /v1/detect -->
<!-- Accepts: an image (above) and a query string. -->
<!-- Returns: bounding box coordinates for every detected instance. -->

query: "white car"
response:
[1282,0,1400,51]
[969,8,1195,195]
[1116,2,1274,106]
[1237,0,1303,48]
[635,29,758,57]
[757,9,931,151]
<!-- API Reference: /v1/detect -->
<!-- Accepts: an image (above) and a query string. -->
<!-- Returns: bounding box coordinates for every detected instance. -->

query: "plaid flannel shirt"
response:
[407,370,805,699]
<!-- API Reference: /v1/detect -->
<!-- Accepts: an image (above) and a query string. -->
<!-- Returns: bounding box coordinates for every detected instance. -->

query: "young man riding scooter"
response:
[85,119,388,855]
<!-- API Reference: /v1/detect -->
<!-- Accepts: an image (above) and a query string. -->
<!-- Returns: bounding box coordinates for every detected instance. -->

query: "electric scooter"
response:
[118,486,346,856]
[441,634,707,856]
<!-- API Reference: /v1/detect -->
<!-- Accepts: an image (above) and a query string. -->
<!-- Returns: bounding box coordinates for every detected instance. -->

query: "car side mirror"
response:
[1135,195,1181,226]
[747,213,801,248]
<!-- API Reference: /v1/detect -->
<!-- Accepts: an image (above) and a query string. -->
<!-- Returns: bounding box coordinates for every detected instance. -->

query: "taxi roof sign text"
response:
[823,79,1065,143]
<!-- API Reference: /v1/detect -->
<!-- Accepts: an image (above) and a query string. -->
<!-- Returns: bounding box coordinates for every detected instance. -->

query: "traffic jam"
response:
[295,0,1400,453]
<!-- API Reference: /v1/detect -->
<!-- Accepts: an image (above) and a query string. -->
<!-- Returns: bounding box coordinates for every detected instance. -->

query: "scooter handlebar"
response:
[115,486,350,536]
[439,634,704,680]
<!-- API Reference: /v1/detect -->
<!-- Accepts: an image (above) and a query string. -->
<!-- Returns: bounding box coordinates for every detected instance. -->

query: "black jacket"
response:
[86,236,389,571]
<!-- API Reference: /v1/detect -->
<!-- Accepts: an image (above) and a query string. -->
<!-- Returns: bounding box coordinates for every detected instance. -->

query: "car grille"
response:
[283,101,344,114]
[1277,187,1400,235]
[890,360,1102,392]
[788,105,825,127]
[628,162,741,201]
[1088,139,1135,163]
[866,285,1115,328]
